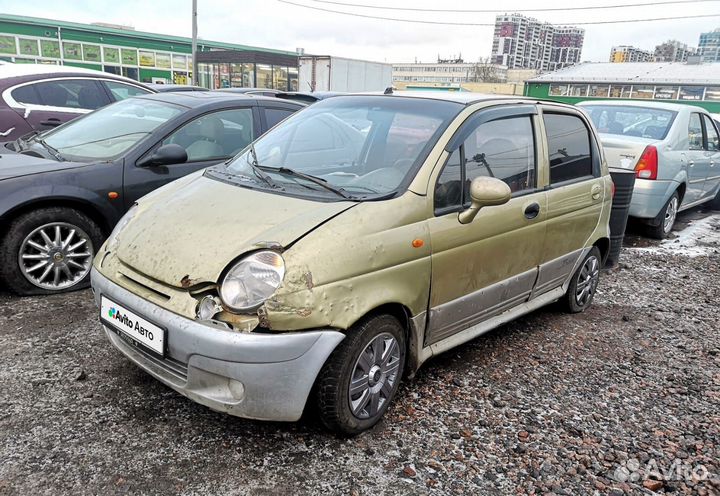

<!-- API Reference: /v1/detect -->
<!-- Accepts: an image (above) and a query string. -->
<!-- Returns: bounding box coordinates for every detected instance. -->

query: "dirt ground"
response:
[1,208,719,495]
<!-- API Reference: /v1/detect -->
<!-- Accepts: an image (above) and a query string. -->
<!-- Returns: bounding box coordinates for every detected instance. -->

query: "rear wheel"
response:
[562,247,601,314]
[0,207,103,295]
[646,191,679,240]
[315,314,406,435]
[710,187,720,211]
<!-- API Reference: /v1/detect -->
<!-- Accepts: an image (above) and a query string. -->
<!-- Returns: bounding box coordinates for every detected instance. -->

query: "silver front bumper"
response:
[91,268,345,421]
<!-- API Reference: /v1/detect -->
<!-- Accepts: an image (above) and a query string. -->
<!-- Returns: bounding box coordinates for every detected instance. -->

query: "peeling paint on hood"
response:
[116,174,356,288]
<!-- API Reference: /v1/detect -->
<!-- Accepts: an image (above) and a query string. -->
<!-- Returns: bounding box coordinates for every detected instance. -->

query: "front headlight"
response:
[219,251,285,312]
[106,204,138,252]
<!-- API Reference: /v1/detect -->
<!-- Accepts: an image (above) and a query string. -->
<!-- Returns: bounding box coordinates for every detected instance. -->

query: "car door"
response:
[537,106,605,295]
[8,78,110,133]
[123,105,260,207]
[425,104,547,346]
[685,112,709,204]
[701,114,720,199]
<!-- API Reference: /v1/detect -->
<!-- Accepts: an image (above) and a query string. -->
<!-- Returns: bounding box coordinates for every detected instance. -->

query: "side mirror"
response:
[137,144,188,167]
[458,176,511,225]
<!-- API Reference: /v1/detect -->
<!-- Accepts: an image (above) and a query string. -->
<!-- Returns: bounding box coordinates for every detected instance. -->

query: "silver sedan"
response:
[579,101,720,238]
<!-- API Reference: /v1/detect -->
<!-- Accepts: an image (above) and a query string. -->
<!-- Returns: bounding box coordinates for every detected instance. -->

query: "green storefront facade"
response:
[0,13,299,89]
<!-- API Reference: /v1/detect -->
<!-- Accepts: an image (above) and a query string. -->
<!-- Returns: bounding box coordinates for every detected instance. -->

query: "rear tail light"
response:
[611,180,616,198]
[634,145,658,180]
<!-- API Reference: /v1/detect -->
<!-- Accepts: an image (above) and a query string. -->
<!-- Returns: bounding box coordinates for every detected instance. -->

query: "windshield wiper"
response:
[258,166,354,200]
[37,139,64,161]
[245,144,277,188]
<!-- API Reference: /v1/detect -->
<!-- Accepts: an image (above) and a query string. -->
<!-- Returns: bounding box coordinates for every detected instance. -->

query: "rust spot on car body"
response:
[304,272,314,290]
[180,275,197,288]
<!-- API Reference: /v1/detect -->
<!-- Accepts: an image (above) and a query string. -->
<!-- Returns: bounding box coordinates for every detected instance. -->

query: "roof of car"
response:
[348,90,543,106]
[137,91,306,108]
[0,63,148,88]
[577,100,701,113]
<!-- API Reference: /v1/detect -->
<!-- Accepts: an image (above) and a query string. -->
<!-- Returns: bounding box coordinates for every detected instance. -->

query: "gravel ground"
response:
[1,209,719,496]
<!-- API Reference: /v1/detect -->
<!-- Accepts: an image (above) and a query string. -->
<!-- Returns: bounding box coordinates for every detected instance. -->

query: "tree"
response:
[470,58,502,83]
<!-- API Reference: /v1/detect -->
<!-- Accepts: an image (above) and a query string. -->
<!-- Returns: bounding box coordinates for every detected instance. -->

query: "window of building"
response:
[631,86,654,99]
[256,64,272,89]
[273,66,288,91]
[609,85,631,98]
[543,113,593,184]
[654,86,679,100]
[549,84,569,96]
[705,87,720,101]
[688,113,704,150]
[568,84,588,97]
[588,84,610,97]
[679,86,704,100]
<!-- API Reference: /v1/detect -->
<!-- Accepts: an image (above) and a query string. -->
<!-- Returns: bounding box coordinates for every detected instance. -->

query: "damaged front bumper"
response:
[91,268,345,421]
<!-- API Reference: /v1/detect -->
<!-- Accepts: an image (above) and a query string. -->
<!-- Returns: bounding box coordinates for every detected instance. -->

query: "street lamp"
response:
[192,0,198,85]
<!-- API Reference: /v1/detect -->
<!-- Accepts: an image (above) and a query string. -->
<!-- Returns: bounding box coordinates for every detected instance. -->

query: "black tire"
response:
[710,187,720,211]
[314,314,406,436]
[645,191,680,240]
[562,247,601,314]
[0,207,104,295]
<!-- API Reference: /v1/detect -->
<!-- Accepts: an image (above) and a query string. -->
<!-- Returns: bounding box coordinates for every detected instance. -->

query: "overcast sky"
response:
[3,0,719,63]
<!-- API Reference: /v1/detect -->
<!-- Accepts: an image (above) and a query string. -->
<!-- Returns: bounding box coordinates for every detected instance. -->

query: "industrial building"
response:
[0,13,300,90]
[525,62,720,113]
[491,14,584,72]
[392,59,508,86]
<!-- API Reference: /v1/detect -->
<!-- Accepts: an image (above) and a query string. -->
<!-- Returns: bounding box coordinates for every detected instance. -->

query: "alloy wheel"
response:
[575,255,600,307]
[348,332,401,419]
[18,222,94,291]
[663,196,679,234]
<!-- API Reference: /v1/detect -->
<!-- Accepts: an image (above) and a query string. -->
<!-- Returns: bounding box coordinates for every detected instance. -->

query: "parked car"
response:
[276,91,345,104]
[146,83,208,93]
[0,92,304,295]
[0,63,154,141]
[91,92,612,434]
[215,87,287,97]
[579,101,720,238]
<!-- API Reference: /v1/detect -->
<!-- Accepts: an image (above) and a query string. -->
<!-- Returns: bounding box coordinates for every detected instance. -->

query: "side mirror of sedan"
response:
[137,144,188,167]
[458,176,512,225]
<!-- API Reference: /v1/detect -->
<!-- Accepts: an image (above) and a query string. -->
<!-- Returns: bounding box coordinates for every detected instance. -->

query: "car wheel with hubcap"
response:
[563,247,601,314]
[646,191,679,240]
[0,207,103,295]
[315,314,406,435]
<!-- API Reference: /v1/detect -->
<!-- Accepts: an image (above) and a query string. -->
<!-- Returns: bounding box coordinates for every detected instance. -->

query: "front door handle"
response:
[524,202,540,219]
[591,184,602,200]
[688,160,695,167]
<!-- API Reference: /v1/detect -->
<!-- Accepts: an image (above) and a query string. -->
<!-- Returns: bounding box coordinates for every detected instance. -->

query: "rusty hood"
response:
[116,173,355,288]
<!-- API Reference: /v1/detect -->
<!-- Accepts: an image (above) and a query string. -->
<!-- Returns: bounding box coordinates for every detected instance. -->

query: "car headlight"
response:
[106,204,138,252]
[219,251,285,312]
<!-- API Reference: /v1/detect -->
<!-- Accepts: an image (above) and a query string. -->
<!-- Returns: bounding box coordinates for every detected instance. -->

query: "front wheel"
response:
[314,314,406,435]
[0,207,103,295]
[646,191,679,240]
[562,247,601,314]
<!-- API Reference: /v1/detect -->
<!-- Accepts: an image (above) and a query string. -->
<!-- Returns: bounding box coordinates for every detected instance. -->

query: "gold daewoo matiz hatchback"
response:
[91,92,612,434]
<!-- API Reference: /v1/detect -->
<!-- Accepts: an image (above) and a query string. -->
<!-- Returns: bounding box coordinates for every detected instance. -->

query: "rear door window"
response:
[702,114,719,151]
[30,79,110,110]
[688,113,704,151]
[543,113,593,185]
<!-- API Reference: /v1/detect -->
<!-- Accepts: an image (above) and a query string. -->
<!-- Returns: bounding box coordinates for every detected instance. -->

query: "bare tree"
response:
[470,58,501,83]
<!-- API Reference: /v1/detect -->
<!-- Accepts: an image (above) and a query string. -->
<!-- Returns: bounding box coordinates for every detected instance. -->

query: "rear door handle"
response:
[524,202,540,219]
[591,184,602,200]
[40,118,62,127]
[688,160,695,167]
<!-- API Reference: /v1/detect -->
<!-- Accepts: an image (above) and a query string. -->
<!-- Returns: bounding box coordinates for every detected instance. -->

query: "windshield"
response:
[33,98,184,161]
[219,96,461,199]
[582,105,677,140]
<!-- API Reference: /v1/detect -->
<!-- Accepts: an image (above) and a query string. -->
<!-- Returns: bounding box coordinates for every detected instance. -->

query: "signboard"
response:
[139,50,155,67]
[83,44,101,62]
[41,40,61,58]
[18,38,39,56]
[103,47,120,64]
[156,53,171,69]
[0,35,15,54]
[172,54,187,70]
[63,42,82,60]
[121,48,138,65]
